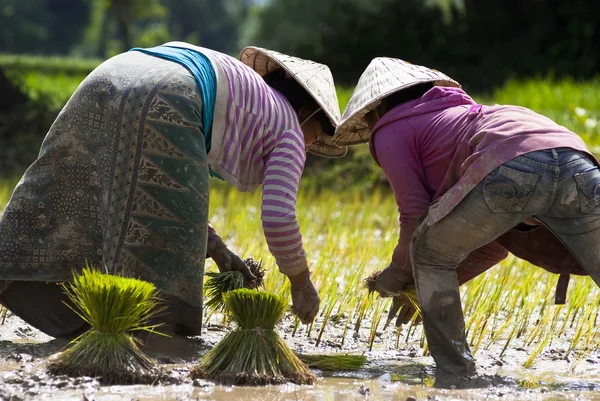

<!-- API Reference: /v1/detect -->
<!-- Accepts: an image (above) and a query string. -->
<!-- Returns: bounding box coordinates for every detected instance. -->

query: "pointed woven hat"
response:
[334,57,460,146]
[239,46,347,158]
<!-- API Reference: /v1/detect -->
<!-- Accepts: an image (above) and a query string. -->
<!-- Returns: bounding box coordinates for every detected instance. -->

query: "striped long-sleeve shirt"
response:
[165,42,308,275]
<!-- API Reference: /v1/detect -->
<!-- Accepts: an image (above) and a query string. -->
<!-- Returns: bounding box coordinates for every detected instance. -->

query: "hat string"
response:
[300,108,322,126]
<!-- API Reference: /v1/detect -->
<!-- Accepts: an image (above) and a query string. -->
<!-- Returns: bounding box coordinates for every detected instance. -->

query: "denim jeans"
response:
[410,148,600,376]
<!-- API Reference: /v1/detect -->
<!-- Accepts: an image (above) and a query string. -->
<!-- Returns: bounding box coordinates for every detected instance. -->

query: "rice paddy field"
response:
[2,78,600,400]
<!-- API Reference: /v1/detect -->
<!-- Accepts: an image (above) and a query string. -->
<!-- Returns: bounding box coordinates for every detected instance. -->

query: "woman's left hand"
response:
[386,295,421,327]
[288,269,320,324]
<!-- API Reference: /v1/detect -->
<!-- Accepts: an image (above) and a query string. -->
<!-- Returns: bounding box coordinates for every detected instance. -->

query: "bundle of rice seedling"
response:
[191,288,315,385]
[204,257,265,311]
[364,270,421,326]
[243,257,266,288]
[296,353,367,371]
[364,271,419,303]
[48,266,164,384]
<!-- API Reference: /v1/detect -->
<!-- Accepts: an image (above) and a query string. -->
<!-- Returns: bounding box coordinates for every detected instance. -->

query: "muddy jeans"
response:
[410,148,600,375]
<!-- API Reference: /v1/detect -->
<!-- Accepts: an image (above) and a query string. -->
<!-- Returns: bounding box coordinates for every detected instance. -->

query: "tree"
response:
[165,0,249,54]
[107,0,167,52]
[0,0,89,55]
[248,0,449,85]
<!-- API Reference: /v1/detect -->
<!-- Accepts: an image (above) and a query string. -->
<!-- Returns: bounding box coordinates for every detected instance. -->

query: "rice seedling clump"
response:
[204,257,265,311]
[192,288,315,385]
[243,257,266,288]
[364,270,420,306]
[296,353,367,371]
[48,267,164,384]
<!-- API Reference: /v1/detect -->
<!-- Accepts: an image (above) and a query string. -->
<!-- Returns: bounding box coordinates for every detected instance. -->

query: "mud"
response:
[1,309,600,401]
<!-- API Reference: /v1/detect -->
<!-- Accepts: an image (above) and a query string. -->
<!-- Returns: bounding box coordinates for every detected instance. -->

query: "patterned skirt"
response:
[0,52,208,310]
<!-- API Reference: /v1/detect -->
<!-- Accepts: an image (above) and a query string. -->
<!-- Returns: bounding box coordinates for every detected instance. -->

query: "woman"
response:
[333,57,600,378]
[0,42,346,338]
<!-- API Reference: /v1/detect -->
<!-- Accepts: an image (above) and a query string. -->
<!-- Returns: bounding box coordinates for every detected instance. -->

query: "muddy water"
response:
[2,311,600,401]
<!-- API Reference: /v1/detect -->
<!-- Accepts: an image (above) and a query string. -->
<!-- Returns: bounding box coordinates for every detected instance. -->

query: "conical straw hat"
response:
[239,46,348,158]
[334,57,460,146]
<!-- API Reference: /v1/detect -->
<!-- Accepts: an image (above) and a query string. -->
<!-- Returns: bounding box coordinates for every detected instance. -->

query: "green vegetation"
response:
[2,78,600,371]
[478,77,600,145]
[206,181,600,370]
[0,54,100,75]
[204,271,246,312]
[0,56,94,174]
[191,288,315,385]
[48,267,164,384]
[296,353,367,371]
[250,0,600,90]
[204,258,265,312]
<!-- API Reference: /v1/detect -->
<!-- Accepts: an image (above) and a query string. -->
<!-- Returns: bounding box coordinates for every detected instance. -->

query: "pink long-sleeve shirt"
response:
[370,86,594,280]
[166,42,308,275]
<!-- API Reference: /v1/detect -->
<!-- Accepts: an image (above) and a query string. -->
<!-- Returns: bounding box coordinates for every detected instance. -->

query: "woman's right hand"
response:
[210,246,256,281]
[371,263,414,298]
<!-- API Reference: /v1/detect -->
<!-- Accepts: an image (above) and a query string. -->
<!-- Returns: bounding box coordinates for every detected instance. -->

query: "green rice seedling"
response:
[353,292,374,334]
[499,309,525,358]
[364,270,420,310]
[524,305,563,368]
[191,288,315,385]
[518,379,542,389]
[204,258,265,311]
[48,266,164,384]
[204,271,244,311]
[0,306,8,324]
[315,292,340,347]
[368,297,388,351]
[296,353,367,371]
[564,303,597,361]
[364,271,421,334]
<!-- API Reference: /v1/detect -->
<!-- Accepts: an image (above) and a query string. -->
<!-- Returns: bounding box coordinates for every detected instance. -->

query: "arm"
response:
[261,130,308,276]
[262,129,319,324]
[373,121,432,279]
[205,220,256,279]
[206,221,223,258]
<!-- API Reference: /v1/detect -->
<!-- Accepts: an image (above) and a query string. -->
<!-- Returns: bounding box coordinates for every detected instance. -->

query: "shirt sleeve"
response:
[372,120,432,277]
[261,129,308,276]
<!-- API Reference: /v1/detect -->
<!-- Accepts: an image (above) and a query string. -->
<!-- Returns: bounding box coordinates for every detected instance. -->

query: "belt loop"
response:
[552,148,558,160]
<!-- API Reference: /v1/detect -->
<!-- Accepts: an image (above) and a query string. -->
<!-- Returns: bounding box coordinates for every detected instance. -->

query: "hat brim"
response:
[308,135,348,158]
[239,47,340,128]
[334,79,459,146]
[240,46,347,157]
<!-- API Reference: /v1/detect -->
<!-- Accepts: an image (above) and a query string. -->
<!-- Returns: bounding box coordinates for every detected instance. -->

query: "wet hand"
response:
[385,295,422,328]
[372,263,414,298]
[210,246,256,282]
[288,269,320,324]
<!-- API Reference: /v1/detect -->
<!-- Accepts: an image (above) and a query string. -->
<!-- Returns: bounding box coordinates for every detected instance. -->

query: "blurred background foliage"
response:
[1,0,599,190]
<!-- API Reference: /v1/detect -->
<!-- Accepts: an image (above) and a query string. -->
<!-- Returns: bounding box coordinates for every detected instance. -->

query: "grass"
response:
[191,289,315,385]
[48,266,164,384]
[0,53,100,75]
[204,257,265,312]
[204,270,245,311]
[296,353,367,371]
